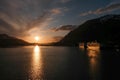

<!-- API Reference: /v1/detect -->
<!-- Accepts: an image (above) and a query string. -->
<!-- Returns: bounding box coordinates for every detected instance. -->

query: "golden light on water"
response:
[30,45,43,80]
[87,47,101,80]
[34,45,40,53]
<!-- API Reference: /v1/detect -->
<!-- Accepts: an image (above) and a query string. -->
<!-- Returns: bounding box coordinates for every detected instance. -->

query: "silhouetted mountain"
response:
[58,14,120,46]
[0,34,29,47]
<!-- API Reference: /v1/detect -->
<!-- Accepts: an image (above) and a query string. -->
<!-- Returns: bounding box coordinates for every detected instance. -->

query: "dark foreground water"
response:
[0,46,119,80]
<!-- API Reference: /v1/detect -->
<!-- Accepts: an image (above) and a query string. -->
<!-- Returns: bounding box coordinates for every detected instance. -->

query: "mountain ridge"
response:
[0,34,30,47]
[57,14,120,47]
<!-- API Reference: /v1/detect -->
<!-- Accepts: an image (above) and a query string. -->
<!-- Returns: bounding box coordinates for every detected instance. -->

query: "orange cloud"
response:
[50,8,62,15]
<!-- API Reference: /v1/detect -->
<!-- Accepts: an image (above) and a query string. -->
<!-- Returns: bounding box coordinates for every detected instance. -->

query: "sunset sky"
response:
[0,0,120,43]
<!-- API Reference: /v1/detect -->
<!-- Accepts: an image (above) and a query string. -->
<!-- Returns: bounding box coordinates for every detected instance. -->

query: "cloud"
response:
[0,19,15,33]
[0,19,31,37]
[27,12,50,29]
[60,0,71,3]
[52,25,78,31]
[0,0,55,37]
[50,7,69,15]
[50,8,62,15]
[80,2,120,16]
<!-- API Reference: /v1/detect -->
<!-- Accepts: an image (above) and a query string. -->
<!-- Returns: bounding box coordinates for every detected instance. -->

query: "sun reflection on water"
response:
[30,45,43,80]
[34,45,40,60]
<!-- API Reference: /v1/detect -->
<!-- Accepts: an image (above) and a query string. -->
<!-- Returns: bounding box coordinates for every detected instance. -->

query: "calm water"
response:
[0,46,119,80]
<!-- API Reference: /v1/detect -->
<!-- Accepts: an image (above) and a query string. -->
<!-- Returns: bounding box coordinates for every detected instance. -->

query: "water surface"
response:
[0,46,119,80]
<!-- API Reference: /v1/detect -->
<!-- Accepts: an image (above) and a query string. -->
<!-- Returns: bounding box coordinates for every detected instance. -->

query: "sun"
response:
[35,36,39,41]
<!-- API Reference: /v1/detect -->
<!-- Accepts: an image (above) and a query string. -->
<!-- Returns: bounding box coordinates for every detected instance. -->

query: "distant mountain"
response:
[57,14,120,46]
[0,34,29,47]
